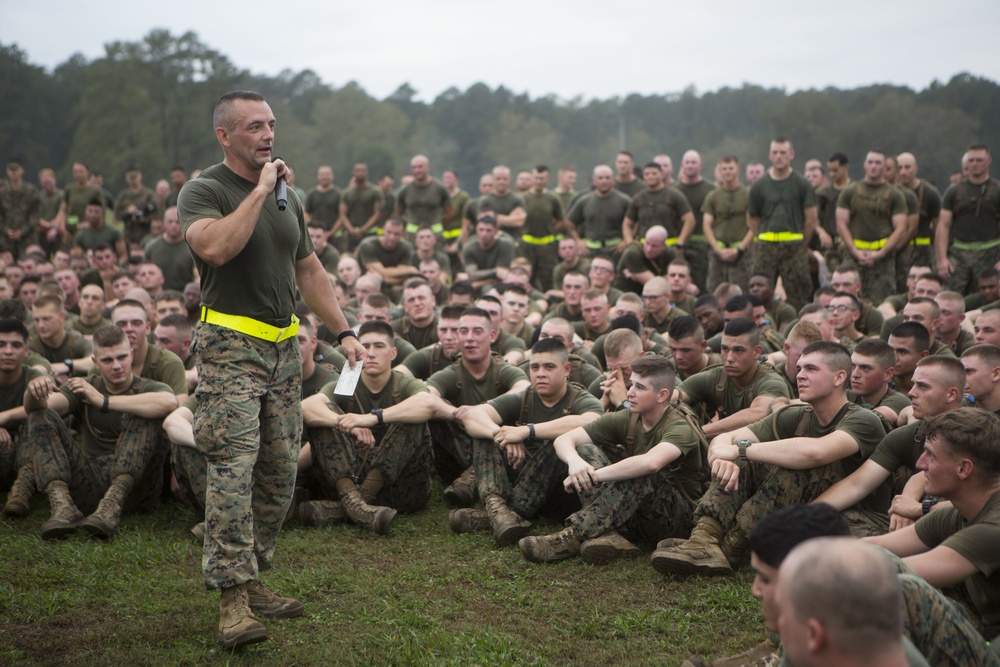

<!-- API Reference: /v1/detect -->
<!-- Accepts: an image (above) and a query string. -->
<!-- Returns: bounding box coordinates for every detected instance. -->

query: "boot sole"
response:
[218,626,269,649]
[77,518,114,540]
[373,508,397,535]
[3,501,30,517]
[250,600,304,619]
[580,542,640,565]
[40,521,79,540]
[650,550,731,577]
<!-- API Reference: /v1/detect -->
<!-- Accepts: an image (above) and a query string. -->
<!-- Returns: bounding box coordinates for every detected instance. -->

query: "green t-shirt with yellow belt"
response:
[837,181,907,242]
[702,185,749,245]
[341,184,384,229]
[747,171,816,235]
[626,187,692,239]
[396,180,451,228]
[522,190,563,239]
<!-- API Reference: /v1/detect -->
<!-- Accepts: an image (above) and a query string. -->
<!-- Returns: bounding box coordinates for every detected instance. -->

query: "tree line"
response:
[2,29,997,193]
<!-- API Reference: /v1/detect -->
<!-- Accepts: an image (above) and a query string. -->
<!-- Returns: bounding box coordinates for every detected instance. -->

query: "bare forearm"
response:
[703,403,772,437]
[108,392,178,419]
[533,414,599,441]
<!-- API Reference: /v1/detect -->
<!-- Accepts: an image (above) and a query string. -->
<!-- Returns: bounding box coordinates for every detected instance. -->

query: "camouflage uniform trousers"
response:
[471,437,572,519]
[192,324,301,591]
[695,461,844,539]
[0,433,28,492]
[752,241,812,311]
[564,443,695,543]
[308,422,432,513]
[841,507,889,538]
[707,246,753,294]
[25,407,166,514]
[429,420,472,486]
[171,439,207,515]
[947,245,1000,296]
[884,552,999,667]
[895,243,934,294]
[857,252,898,306]
[684,240,710,294]
[518,241,559,293]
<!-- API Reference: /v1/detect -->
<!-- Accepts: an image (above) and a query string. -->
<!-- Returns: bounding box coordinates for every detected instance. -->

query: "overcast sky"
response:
[4,1,998,102]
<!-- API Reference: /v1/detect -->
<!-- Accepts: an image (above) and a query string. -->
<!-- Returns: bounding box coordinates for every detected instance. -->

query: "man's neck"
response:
[968,173,990,186]
[940,327,961,344]
[8,177,23,189]
[949,480,1000,522]
[975,388,1000,413]
[302,357,316,380]
[616,175,635,184]
[41,329,66,349]
[0,365,24,386]
[462,355,491,378]
[670,289,686,303]
[555,185,572,194]
[563,302,581,315]
[770,166,792,180]
[362,368,391,394]
[833,175,851,189]
[106,372,135,395]
[538,382,568,408]
[131,342,149,374]
[808,392,849,425]
[500,319,523,335]
[860,384,890,408]
[408,314,433,329]
[865,176,886,186]
[639,402,668,431]
[80,311,102,325]
[647,183,664,193]
[837,326,861,341]
[316,183,332,192]
[680,175,702,186]
[690,353,710,376]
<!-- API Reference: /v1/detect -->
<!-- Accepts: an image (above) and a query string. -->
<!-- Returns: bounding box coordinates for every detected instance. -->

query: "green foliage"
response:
[1,30,997,194]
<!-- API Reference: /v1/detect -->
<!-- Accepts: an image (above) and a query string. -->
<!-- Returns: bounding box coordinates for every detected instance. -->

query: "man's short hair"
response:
[749,503,850,569]
[722,317,758,344]
[785,321,823,346]
[0,299,28,322]
[158,313,192,333]
[476,212,498,228]
[582,287,605,302]
[828,152,849,166]
[403,277,430,292]
[907,296,940,318]
[914,356,967,393]
[362,293,392,311]
[979,267,1000,281]
[505,284,528,298]
[667,315,704,343]
[800,341,852,377]
[616,292,643,309]
[0,318,29,341]
[530,337,569,363]
[358,320,395,343]
[31,294,64,311]
[915,272,945,288]
[854,338,896,371]
[604,329,642,359]
[890,322,931,352]
[214,90,266,131]
[460,307,494,328]
[383,217,406,232]
[961,343,1000,369]
[92,324,128,349]
[695,293,719,309]
[112,298,148,320]
[798,303,830,319]
[631,355,676,393]
[923,409,1000,479]
[608,312,642,336]
[154,290,184,305]
[440,304,466,321]
[450,280,474,298]
[477,294,502,308]
[724,294,751,314]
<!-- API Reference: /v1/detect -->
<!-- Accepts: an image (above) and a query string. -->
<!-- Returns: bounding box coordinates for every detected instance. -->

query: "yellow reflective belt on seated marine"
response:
[201,307,299,343]
[908,237,931,247]
[756,232,804,242]
[852,238,889,250]
[953,238,1000,251]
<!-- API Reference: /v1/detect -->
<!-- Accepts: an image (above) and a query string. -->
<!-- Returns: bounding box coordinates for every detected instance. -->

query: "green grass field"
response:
[0,486,764,666]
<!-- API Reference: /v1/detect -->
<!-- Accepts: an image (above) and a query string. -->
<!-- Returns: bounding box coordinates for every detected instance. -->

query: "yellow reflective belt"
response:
[405,222,445,235]
[716,240,743,249]
[521,234,557,245]
[201,307,299,343]
[757,232,804,242]
[853,238,889,250]
[584,238,623,249]
[909,237,931,247]
[442,228,462,239]
[405,222,419,235]
[953,238,1000,251]
[639,237,678,246]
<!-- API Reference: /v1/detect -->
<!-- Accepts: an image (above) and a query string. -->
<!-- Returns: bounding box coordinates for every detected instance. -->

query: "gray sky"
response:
[4,1,998,102]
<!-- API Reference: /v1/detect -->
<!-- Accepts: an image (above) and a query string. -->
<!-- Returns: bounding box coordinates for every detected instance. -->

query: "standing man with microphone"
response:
[178,90,364,649]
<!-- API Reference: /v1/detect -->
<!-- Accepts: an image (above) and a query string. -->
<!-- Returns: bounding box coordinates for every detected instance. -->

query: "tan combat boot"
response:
[341,487,396,535]
[720,526,750,568]
[246,580,304,618]
[447,508,490,534]
[78,474,133,539]
[681,638,782,667]
[218,583,268,649]
[443,466,476,507]
[519,526,582,563]
[650,516,731,576]
[298,500,347,527]
[40,480,83,540]
[579,530,641,565]
[484,493,531,547]
[3,465,35,517]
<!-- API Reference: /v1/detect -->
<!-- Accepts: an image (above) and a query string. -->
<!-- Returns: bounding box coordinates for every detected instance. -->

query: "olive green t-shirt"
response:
[144,237,197,292]
[305,186,342,230]
[613,178,645,199]
[449,190,469,234]
[517,357,603,389]
[852,386,911,415]
[488,383,603,427]
[73,224,123,254]
[63,375,174,459]
[492,330,526,357]
[748,403,888,512]
[341,184,384,229]
[462,237,516,271]
[401,344,456,380]
[582,405,705,500]
[479,192,526,218]
[679,363,791,420]
[815,181,846,236]
[869,421,923,474]
[567,191,632,240]
[625,187,692,239]
[702,185,749,245]
[62,183,105,223]
[302,362,339,399]
[31,329,92,364]
[747,171,816,234]
[676,180,716,230]
[322,370,428,414]
[910,179,942,239]
[396,180,451,227]
[614,243,673,294]
[427,357,527,406]
[392,315,438,351]
[522,190,564,238]
[357,236,414,269]
[837,181,908,241]
[139,344,187,396]
[178,163,313,326]
[942,178,1000,243]
[915,489,1000,630]
[0,365,45,437]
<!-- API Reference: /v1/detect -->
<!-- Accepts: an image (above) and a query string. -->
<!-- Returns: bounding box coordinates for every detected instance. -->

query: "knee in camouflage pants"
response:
[171,440,207,515]
[752,241,812,310]
[309,422,432,513]
[26,407,165,514]
[429,420,472,486]
[857,254,898,306]
[518,242,559,293]
[193,325,301,591]
[707,248,752,294]
[565,443,694,543]
[472,437,569,518]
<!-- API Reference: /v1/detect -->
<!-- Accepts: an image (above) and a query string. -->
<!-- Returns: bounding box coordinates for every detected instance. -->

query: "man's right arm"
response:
[935,209,954,278]
[459,404,502,440]
[813,458,891,511]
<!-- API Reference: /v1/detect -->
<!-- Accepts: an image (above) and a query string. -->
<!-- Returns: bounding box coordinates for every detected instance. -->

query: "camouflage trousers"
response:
[192,324,302,591]
[684,240,710,295]
[842,507,889,537]
[707,246,753,294]
[752,241,812,311]
[25,408,166,514]
[565,444,694,543]
[695,461,843,539]
[884,552,998,666]
[518,241,559,293]
[857,253,898,306]
[0,433,26,491]
[171,439,207,515]
[308,423,432,514]
[895,243,934,294]
[948,245,1000,296]
[471,437,574,519]
[429,420,472,486]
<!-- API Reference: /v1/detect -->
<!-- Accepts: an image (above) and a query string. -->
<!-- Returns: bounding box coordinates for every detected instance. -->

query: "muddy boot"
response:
[447,508,490,534]
[443,466,476,507]
[721,526,750,568]
[246,580,304,619]
[78,474,134,539]
[519,526,582,563]
[191,522,206,543]
[650,516,731,576]
[681,638,782,667]
[218,583,268,649]
[341,487,396,535]
[484,493,531,547]
[40,480,83,540]
[298,500,347,527]
[579,530,640,565]
[3,465,35,517]
[284,485,309,523]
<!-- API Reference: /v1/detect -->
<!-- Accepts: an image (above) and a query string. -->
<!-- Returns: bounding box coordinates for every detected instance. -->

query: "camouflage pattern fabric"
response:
[471,437,571,519]
[308,422,432,514]
[193,324,301,591]
[171,439,207,514]
[842,508,890,538]
[752,241,812,310]
[857,253,898,305]
[428,420,472,486]
[517,242,559,293]
[684,240,710,295]
[0,183,41,257]
[948,246,1000,296]
[707,246,753,294]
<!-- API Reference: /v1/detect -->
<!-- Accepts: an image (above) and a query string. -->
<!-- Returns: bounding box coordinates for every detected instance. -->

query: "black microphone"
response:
[273,157,288,211]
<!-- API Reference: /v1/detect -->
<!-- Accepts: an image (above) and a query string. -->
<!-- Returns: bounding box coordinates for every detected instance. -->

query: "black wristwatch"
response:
[64,358,74,373]
[735,438,754,462]
[371,408,384,425]
[922,497,940,515]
